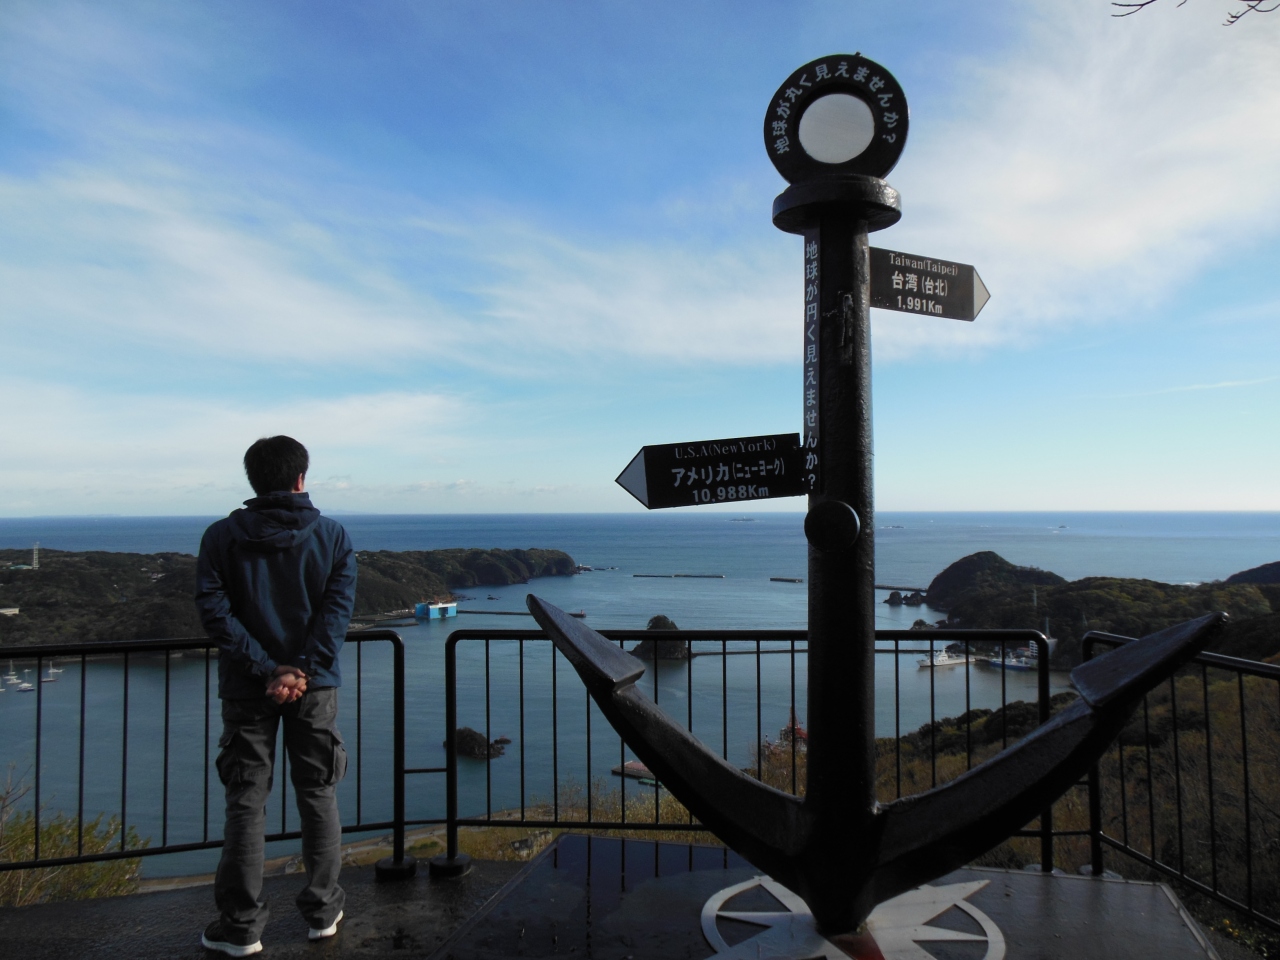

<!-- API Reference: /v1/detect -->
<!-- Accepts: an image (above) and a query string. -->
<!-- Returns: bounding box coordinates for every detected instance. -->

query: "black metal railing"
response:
[0,629,417,877]
[1085,631,1280,934]
[10,621,1270,932]
[437,628,1059,870]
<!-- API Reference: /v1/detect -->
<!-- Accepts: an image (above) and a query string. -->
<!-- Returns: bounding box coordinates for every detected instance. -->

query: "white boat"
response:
[4,660,18,684]
[41,663,58,683]
[984,649,1039,672]
[917,646,979,668]
[17,670,34,693]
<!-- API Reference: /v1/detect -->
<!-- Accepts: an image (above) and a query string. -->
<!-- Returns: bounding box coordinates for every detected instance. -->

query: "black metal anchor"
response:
[527,54,1228,936]
[526,599,1224,934]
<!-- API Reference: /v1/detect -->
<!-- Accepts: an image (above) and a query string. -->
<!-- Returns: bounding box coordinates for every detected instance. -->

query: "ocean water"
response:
[4,511,1279,630]
[1,511,1277,876]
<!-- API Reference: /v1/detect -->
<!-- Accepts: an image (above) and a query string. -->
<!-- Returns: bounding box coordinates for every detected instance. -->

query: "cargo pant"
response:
[214,688,347,941]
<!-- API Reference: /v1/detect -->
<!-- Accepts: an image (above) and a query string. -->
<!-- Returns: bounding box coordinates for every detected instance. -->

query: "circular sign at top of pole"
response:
[764,53,908,183]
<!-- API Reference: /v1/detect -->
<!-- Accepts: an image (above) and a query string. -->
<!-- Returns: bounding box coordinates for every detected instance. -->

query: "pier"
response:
[633,573,725,578]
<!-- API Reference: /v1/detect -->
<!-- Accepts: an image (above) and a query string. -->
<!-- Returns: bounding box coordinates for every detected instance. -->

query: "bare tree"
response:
[1112,0,1279,25]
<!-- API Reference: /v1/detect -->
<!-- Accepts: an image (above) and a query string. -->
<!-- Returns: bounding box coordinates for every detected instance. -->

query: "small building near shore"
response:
[415,601,458,620]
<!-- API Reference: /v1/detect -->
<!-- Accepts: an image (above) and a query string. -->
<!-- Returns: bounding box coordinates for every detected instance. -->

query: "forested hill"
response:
[921,551,1280,666]
[353,548,576,616]
[0,547,575,646]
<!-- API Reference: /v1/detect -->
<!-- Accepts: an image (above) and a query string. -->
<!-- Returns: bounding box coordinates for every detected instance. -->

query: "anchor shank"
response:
[806,214,877,842]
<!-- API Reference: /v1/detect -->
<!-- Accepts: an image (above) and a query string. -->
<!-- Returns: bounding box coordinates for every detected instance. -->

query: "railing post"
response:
[375,631,417,881]
[1088,762,1104,875]
[1035,633,1053,872]
[430,632,471,878]
[1083,635,1104,875]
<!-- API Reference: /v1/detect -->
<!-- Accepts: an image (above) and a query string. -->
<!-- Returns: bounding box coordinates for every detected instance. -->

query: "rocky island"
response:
[0,546,576,646]
[628,614,691,661]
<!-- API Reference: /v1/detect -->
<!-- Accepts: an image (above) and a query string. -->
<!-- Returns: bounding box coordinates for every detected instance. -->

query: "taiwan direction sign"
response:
[616,433,808,510]
[869,247,990,321]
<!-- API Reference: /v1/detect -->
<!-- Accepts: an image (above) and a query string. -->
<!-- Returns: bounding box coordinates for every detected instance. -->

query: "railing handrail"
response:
[0,636,214,657]
[442,627,1053,644]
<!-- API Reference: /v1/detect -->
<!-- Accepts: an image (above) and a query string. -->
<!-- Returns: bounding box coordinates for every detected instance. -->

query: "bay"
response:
[1,511,1277,877]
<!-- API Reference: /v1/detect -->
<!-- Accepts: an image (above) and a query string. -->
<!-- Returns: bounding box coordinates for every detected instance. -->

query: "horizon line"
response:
[3,509,1280,521]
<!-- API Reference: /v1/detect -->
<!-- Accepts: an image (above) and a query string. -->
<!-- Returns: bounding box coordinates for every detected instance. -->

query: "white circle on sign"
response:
[797,93,875,164]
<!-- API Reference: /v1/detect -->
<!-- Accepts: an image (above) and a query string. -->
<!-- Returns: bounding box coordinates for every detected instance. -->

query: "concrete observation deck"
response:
[0,835,1258,959]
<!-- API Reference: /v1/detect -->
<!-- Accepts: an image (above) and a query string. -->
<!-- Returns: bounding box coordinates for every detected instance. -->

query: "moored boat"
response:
[983,648,1038,671]
[917,645,979,668]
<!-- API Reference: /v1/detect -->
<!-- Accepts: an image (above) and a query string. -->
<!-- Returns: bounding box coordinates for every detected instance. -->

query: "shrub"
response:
[0,768,146,906]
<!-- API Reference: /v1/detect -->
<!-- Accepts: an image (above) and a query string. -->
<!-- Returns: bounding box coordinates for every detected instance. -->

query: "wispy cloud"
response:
[470,225,796,365]
[1099,376,1278,399]
[0,167,462,367]
[0,382,466,513]
[4,4,1278,376]
[874,4,1280,357]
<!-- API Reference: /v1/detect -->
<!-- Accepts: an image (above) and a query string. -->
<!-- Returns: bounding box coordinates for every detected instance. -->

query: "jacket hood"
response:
[227,492,322,551]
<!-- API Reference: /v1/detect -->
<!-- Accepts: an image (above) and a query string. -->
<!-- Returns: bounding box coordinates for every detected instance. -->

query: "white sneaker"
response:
[308,909,344,941]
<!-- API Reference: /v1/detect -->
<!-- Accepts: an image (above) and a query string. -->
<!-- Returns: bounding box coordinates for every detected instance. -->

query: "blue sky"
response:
[1,0,1277,515]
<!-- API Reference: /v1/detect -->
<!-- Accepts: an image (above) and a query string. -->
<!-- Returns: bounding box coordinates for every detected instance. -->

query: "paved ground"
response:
[433,835,1258,960]
[0,860,523,959]
[0,850,1260,960]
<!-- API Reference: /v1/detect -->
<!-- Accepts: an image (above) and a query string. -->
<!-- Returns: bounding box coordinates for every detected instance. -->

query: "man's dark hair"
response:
[243,436,309,495]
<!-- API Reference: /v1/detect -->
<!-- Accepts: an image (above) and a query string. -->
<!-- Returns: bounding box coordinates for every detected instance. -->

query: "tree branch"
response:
[1111,0,1277,23]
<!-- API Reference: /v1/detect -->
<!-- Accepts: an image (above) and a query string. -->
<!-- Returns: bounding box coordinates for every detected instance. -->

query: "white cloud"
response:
[876,3,1280,357]
[470,226,796,365]
[0,155,801,376]
[0,167,463,366]
[0,383,465,513]
[1099,375,1278,399]
[7,4,1275,378]
[450,5,1280,366]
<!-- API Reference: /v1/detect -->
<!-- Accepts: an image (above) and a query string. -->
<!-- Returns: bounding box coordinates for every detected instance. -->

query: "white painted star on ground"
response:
[701,876,1005,960]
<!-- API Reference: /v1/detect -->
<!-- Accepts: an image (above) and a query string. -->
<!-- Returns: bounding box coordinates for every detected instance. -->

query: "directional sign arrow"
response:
[869,247,990,322]
[616,433,808,510]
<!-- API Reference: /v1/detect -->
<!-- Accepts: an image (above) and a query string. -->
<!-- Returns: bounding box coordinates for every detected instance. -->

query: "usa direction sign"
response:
[869,247,991,322]
[616,433,808,510]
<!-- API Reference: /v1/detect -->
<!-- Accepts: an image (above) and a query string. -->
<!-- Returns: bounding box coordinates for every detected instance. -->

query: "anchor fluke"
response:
[526,595,810,888]
[527,597,645,694]
[870,612,1226,908]
[1071,614,1219,710]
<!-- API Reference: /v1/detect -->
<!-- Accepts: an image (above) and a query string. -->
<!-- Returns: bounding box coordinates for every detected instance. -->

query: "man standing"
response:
[196,436,357,957]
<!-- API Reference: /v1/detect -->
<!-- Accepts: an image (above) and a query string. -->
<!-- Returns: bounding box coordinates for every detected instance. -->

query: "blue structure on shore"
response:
[415,601,457,620]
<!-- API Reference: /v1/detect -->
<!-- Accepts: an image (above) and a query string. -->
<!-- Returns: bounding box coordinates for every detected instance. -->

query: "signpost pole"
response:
[805,212,877,895]
[775,178,900,927]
